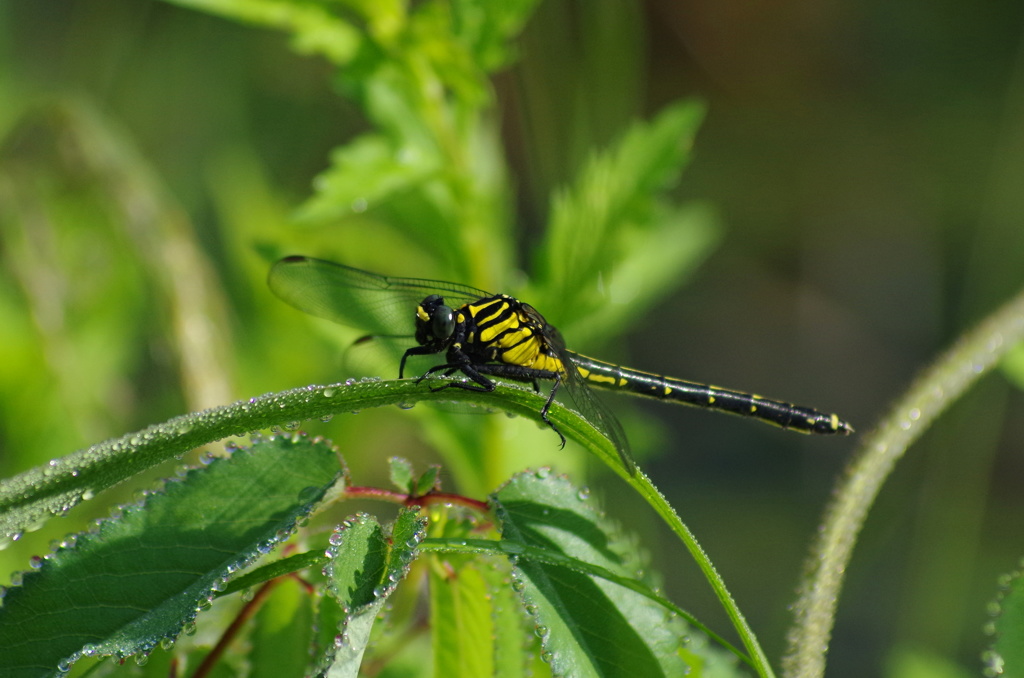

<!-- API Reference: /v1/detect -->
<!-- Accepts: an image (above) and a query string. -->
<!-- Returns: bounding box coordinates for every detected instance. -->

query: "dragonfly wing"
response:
[268,256,489,337]
[541,323,636,474]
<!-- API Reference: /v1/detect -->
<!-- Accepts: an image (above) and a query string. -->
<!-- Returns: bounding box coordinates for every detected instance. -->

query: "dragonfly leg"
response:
[538,373,566,449]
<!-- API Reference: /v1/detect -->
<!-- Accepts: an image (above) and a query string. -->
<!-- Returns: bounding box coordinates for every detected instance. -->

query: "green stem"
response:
[622,467,776,678]
[782,285,1024,678]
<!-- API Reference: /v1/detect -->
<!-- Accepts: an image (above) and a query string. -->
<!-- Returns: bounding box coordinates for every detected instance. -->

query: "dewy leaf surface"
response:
[987,568,1024,676]
[0,434,342,678]
[317,508,427,677]
[492,471,689,678]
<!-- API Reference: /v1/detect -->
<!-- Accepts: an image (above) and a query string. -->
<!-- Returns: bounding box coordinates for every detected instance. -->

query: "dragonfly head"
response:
[415,294,455,346]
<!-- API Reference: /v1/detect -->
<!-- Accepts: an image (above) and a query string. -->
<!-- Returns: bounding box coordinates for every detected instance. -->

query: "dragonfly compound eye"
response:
[431,305,455,340]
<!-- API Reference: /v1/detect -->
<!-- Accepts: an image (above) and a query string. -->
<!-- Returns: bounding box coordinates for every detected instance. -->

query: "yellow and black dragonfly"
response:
[268,256,853,475]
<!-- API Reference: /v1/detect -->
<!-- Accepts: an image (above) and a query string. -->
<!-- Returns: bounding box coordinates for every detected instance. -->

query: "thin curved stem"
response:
[783,286,1024,678]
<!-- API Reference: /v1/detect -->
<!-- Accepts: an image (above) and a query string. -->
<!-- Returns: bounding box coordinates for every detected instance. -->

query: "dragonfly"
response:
[268,256,853,475]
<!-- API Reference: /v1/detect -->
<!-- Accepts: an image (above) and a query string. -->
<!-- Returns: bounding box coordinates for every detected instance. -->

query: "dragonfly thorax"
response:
[415,295,456,347]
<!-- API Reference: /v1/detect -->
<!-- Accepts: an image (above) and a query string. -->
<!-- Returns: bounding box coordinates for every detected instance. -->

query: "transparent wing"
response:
[267,256,491,337]
[525,307,636,474]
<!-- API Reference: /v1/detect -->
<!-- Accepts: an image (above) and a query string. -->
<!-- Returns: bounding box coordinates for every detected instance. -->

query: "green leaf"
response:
[250,577,316,678]
[414,465,442,497]
[0,434,343,677]
[985,569,1024,677]
[430,561,496,677]
[294,132,441,226]
[1001,343,1024,391]
[164,0,363,64]
[491,471,691,678]
[0,378,630,542]
[883,646,972,678]
[536,99,710,331]
[389,456,416,494]
[449,0,543,71]
[316,508,427,676]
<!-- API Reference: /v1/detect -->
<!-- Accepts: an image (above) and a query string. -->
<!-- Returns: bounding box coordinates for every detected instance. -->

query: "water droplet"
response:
[524,604,538,616]
[535,468,551,479]
[329,533,345,546]
[576,487,590,501]
[323,387,336,397]
[397,402,416,410]
[535,625,549,638]
[135,652,149,666]
[511,579,525,592]
[29,555,44,569]
[540,651,554,664]
[160,636,176,651]
[320,414,334,423]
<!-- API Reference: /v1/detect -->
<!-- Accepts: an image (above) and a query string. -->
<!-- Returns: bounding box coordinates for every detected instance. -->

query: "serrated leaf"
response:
[294,133,441,225]
[0,435,343,678]
[492,471,689,678]
[316,508,427,677]
[536,99,710,334]
[327,515,390,611]
[448,0,542,71]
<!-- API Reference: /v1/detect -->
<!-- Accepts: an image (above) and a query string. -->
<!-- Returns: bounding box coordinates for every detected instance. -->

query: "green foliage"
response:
[2,0,1023,677]
[0,435,342,676]
[984,568,1024,677]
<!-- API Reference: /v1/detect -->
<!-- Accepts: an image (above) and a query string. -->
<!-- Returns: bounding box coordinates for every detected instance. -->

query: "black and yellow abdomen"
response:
[568,351,851,435]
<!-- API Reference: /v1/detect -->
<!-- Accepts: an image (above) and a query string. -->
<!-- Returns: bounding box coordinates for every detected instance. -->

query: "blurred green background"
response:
[2,1,1023,676]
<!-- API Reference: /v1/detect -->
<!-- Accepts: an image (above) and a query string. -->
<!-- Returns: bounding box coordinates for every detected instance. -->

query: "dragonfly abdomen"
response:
[568,352,852,436]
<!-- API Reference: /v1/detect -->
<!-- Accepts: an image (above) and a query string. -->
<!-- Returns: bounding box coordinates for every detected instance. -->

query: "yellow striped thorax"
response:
[416,293,567,375]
